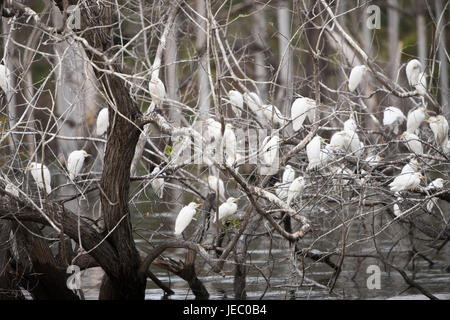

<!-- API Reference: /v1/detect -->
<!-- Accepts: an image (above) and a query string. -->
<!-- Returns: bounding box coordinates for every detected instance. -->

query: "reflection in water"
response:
[80,205,450,300]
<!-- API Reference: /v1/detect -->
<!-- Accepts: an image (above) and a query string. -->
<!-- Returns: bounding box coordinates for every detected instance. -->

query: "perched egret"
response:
[383,106,406,134]
[96,108,109,136]
[274,182,288,200]
[344,114,358,132]
[425,116,449,148]
[228,90,244,117]
[243,92,262,114]
[426,178,446,191]
[291,97,316,132]
[204,118,222,143]
[174,202,201,235]
[401,159,421,174]
[415,71,428,96]
[406,107,428,133]
[306,135,326,170]
[208,175,226,201]
[67,150,91,180]
[389,171,424,192]
[329,131,348,152]
[282,165,295,184]
[223,124,237,166]
[406,59,423,87]
[151,166,165,198]
[262,104,286,127]
[261,136,282,167]
[0,64,11,94]
[26,162,52,194]
[287,176,305,207]
[5,183,19,197]
[213,197,240,223]
[365,154,384,167]
[399,132,423,154]
[149,73,166,107]
[329,130,362,157]
[348,65,368,92]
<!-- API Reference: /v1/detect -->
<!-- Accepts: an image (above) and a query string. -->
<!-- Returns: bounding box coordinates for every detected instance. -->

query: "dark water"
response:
[78,202,450,300]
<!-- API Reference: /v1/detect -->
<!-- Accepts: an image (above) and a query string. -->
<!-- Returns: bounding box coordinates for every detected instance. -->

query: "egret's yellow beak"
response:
[419,174,426,180]
[234,197,241,201]
[321,138,329,141]
[279,138,285,142]
[307,99,316,103]
[24,166,31,170]
[86,153,92,157]
[379,157,385,160]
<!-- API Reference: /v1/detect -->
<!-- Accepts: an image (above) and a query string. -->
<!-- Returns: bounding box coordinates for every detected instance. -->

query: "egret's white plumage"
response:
[151,166,165,198]
[67,150,91,180]
[26,162,52,194]
[244,92,262,114]
[406,59,423,87]
[344,115,358,132]
[306,135,325,170]
[287,176,305,207]
[223,124,237,165]
[174,202,201,235]
[262,104,285,127]
[426,178,446,191]
[149,73,166,107]
[0,64,11,93]
[204,118,222,143]
[383,107,406,134]
[5,183,19,197]
[400,132,423,154]
[261,135,281,166]
[213,197,239,223]
[208,175,226,201]
[282,165,295,184]
[415,71,427,96]
[348,65,367,92]
[393,204,402,217]
[228,90,244,117]
[291,98,316,132]
[401,159,421,174]
[389,171,423,192]
[96,108,109,136]
[406,107,427,133]
[365,154,384,167]
[274,182,288,200]
[426,115,449,148]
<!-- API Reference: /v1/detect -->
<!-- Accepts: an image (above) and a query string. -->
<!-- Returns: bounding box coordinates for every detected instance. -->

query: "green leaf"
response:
[164,145,173,156]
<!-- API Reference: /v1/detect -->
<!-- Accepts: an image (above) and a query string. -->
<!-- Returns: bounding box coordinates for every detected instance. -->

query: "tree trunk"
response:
[196,0,210,120]
[434,0,449,111]
[416,0,427,66]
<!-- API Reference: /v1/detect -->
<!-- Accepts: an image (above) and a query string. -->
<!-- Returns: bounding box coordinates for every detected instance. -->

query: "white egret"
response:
[67,150,91,180]
[282,165,295,184]
[223,124,237,166]
[389,171,424,192]
[5,183,19,197]
[329,130,362,157]
[261,135,282,167]
[329,131,348,152]
[262,104,286,127]
[174,202,202,235]
[406,59,423,87]
[208,175,226,201]
[287,176,305,207]
[406,107,428,133]
[151,166,165,199]
[399,132,423,154]
[365,154,384,167]
[96,108,109,136]
[149,73,166,107]
[348,65,368,92]
[401,159,421,174]
[213,197,240,223]
[291,97,316,132]
[26,162,52,194]
[203,118,222,143]
[274,182,288,200]
[415,71,428,96]
[425,115,449,148]
[344,114,358,132]
[243,92,262,114]
[307,135,327,170]
[383,106,406,134]
[0,64,11,94]
[426,178,446,191]
[228,90,243,117]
